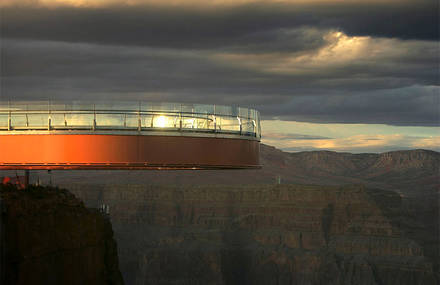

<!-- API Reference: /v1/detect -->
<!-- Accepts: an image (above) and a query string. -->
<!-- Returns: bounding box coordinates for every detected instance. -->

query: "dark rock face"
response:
[70,184,438,285]
[0,185,124,285]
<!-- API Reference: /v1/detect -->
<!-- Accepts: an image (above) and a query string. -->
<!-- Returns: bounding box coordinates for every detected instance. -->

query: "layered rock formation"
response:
[42,145,440,197]
[3,145,437,284]
[0,184,124,285]
[70,184,438,285]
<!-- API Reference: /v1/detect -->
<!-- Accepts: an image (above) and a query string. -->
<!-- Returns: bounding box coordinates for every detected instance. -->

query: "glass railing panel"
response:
[0,102,8,112]
[171,114,181,128]
[214,105,232,116]
[240,118,255,134]
[216,115,240,132]
[0,101,260,138]
[257,111,261,138]
[246,108,255,121]
[11,102,47,112]
[142,102,180,113]
[51,114,68,128]
[94,102,123,112]
[95,112,139,129]
[171,114,214,131]
[125,114,139,128]
[68,102,94,112]
[196,113,212,130]
[168,103,181,113]
[252,109,259,121]
[194,104,214,115]
[140,102,151,113]
[11,114,28,128]
[141,113,179,128]
[203,115,215,130]
[64,113,94,128]
[49,103,68,113]
[152,114,179,128]
[96,113,125,128]
[238,107,250,119]
[27,113,48,128]
[194,117,209,130]
[231,106,240,117]
[180,103,195,115]
[0,114,8,127]
[181,115,197,129]
[142,114,154,128]
[95,102,140,112]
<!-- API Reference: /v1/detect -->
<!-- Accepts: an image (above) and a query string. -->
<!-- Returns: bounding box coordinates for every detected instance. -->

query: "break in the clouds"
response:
[1,0,439,152]
[265,134,440,153]
[261,121,440,153]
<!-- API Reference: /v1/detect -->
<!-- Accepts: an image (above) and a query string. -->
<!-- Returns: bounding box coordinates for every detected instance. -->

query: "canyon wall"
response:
[70,184,438,285]
[42,146,440,197]
[2,146,437,284]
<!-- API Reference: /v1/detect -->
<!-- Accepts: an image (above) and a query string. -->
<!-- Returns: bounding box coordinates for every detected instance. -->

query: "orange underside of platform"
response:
[0,134,260,170]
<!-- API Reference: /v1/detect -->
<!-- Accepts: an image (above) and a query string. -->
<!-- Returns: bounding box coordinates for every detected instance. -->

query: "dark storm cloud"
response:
[1,0,438,127]
[1,38,438,126]
[1,0,438,51]
[2,37,436,98]
[260,86,439,126]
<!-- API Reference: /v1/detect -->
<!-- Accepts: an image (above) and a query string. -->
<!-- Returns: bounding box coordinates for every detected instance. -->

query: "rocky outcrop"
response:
[70,184,438,285]
[0,184,124,285]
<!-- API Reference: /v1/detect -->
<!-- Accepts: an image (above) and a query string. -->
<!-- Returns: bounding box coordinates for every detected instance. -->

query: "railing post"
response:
[192,107,194,128]
[138,102,142,132]
[7,101,11,131]
[93,104,96,131]
[179,104,182,130]
[7,110,11,131]
[48,101,51,131]
[213,105,216,132]
[237,116,242,135]
[213,116,216,132]
[248,112,251,136]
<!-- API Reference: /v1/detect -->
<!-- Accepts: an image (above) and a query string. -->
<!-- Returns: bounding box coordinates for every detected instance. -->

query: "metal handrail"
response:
[0,109,260,138]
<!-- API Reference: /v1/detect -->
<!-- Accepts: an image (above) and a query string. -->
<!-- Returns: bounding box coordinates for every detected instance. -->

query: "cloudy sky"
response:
[1,0,439,153]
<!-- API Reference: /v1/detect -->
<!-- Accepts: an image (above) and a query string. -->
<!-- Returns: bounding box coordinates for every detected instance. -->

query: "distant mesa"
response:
[0,101,261,170]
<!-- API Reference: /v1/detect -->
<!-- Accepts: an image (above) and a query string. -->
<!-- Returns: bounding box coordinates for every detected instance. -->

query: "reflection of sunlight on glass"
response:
[155,116,167,128]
